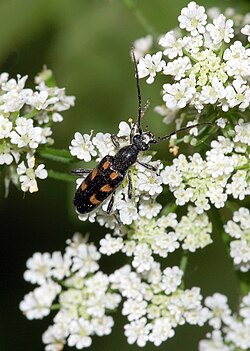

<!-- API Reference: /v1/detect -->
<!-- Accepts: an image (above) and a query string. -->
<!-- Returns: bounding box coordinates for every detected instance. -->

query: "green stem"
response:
[218,41,225,60]
[234,164,249,171]
[122,0,158,40]
[183,49,199,63]
[38,147,76,163]
[24,109,39,119]
[51,304,61,311]
[180,251,188,289]
[48,169,75,182]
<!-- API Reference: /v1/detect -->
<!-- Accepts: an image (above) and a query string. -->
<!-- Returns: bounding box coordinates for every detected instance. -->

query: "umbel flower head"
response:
[0,67,75,195]
[137,1,250,115]
[20,233,211,350]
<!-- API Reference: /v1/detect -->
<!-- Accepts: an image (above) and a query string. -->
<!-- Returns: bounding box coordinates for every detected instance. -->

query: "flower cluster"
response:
[0,68,75,194]
[161,119,250,213]
[224,207,250,272]
[137,2,250,116]
[100,207,212,273]
[110,264,209,347]
[20,233,211,349]
[70,121,163,227]
[20,233,121,350]
[199,292,250,350]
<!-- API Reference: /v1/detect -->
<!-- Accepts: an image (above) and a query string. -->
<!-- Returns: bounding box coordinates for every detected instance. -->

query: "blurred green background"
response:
[1,0,249,350]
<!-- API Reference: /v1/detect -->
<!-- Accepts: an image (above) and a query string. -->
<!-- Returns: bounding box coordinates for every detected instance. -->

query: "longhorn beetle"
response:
[73,50,211,216]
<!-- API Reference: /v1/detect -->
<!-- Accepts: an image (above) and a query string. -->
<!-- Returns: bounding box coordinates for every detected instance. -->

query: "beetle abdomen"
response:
[73,155,125,214]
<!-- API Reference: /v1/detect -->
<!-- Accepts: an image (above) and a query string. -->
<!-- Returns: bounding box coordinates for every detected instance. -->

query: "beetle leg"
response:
[130,123,137,144]
[107,192,115,214]
[71,169,92,176]
[114,212,122,226]
[127,171,133,199]
[137,161,157,172]
[111,134,121,148]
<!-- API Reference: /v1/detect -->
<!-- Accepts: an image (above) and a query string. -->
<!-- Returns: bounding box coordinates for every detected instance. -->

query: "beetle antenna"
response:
[159,122,214,141]
[131,48,142,135]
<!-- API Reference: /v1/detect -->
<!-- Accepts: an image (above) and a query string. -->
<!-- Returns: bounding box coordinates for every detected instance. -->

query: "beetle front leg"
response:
[71,169,92,176]
[127,171,133,199]
[137,161,157,172]
[111,134,121,149]
[107,192,115,214]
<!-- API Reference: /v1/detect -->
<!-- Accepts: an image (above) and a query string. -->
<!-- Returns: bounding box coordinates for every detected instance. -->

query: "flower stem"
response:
[122,0,158,40]
[183,49,199,63]
[48,169,75,182]
[38,147,76,163]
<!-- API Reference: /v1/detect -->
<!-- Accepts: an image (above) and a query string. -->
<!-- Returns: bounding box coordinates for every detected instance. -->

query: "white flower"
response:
[206,14,234,45]
[27,90,58,110]
[199,330,231,351]
[132,243,154,273]
[163,79,196,109]
[137,52,166,84]
[138,201,162,219]
[149,318,175,346]
[92,132,115,159]
[224,208,250,272]
[124,317,151,347]
[163,56,192,81]
[19,282,61,320]
[241,24,250,41]
[68,318,93,349]
[122,299,147,321]
[91,315,114,336]
[24,252,52,285]
[161,266,183,294]
[200,78,226,105]
[133,35,153,61]
[17,156,48,193]
[42,324,67,351]
[117,121,131,138]
[0,141,16,165]
[205,293,231,329]
[136,171,163,196]
[178,1,207,36]
[50,252,71,280]
[0,115,12,138]
[116,200,139,225]
[10,117,44,149]
[234,120,250,145]
[99,234,123,255]
[206,151,234,178]
[69,132,97,161]
[71,243,100,277]
[159,31,186,59]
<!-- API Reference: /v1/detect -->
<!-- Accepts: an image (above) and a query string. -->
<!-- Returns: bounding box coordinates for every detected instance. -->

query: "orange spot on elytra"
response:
[80,181,88,191]
[100,184,113,192]
[102,160,110,170]
[90,194,101,205]
[110,171,119,180]
[90,168,98,180]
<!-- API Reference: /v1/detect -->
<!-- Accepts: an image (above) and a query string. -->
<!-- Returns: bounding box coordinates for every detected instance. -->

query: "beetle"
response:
[73,50,211,216]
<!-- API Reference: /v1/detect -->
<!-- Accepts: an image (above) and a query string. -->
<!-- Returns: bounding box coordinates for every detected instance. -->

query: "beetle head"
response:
[133,132,157,151]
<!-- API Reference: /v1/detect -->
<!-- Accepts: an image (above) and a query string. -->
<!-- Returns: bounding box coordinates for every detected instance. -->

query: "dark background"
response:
[1,1,249,350]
